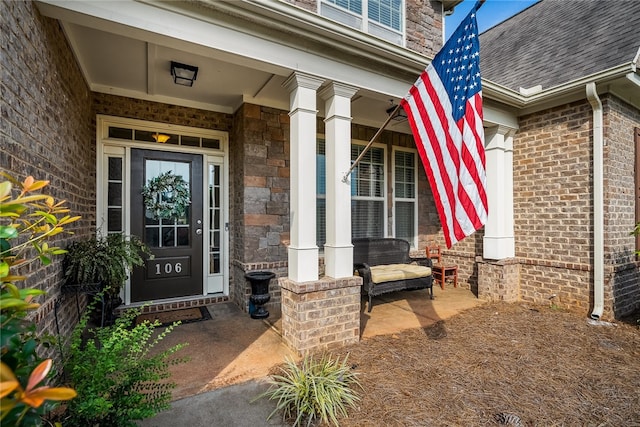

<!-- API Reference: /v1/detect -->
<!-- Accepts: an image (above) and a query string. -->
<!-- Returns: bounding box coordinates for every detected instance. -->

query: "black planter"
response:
[245,271,275,319]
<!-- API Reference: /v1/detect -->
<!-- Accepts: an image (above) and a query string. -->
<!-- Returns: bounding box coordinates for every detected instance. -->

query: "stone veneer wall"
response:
[602,95,640,318]
[231,104,291,313]
[1,1,95,357]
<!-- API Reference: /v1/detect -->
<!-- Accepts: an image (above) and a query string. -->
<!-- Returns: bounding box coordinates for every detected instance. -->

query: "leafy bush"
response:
[63,305,187,426]
[1,174,78,425]
[259,353,362,427]
[63,233,151,296]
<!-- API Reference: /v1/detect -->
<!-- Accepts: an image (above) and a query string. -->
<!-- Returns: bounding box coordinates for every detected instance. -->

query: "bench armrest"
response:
[354,262,372,284]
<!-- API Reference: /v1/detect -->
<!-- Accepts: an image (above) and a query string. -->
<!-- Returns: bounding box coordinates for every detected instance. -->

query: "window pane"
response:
[107,183,122,206]
[145,227,159,248]
[394,150,416,245]
[202,138,220,149]
[395,201,415,243]
[352,200,384,238]
[182,135,199,147]
[108,127,132,140]
[108,157,122,180]
[327,0,361,14]
[317,198,326,248]
[368,0,402,30]
[107,208,122,232]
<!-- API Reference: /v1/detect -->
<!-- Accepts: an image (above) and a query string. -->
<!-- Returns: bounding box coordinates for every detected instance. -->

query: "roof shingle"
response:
[479,0,640,91]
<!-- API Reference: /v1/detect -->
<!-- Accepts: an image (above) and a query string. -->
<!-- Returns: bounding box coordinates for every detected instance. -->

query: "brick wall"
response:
[513,100,595,313]
[512,96,640,318]
[405,0,444,57]
[280,276,362,354]
[0,1,95,356]
[602,95,640,317]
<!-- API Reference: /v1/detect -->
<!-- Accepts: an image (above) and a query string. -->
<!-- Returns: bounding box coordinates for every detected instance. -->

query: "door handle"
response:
[195,228,203,235]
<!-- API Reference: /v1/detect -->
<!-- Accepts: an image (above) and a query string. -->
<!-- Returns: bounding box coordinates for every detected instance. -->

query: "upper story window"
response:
[321,0,404,45]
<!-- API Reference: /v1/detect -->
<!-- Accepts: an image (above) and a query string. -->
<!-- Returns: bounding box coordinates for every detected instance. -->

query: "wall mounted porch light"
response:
[152,133,171,143]
[170,61,198,87]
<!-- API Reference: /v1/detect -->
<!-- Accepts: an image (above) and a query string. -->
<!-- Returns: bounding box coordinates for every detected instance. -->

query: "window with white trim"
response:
[320,0,404,45]
[393,148,417,247]
[316,142,419,248]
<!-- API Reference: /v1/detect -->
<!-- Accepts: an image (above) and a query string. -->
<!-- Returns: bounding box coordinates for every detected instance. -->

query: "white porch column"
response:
[319,82,359,278]
[283,72,324,282]
[483,126,515,260]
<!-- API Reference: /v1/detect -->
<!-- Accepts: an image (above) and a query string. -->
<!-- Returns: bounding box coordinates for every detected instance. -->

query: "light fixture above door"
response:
[170,61,198,87]
[152,133,171,143]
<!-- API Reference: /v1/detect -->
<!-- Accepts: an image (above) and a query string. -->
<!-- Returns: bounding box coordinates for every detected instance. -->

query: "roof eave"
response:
[483,63,639,113]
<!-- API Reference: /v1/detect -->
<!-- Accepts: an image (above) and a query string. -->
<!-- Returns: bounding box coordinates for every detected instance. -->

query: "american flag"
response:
[401,1,487,248]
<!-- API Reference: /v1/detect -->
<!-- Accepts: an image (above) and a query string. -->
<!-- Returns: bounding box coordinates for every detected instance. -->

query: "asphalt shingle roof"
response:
[479,0,640,92]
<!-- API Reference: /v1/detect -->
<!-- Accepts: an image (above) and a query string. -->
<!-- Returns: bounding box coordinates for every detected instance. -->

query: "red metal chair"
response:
[425,245,458,290]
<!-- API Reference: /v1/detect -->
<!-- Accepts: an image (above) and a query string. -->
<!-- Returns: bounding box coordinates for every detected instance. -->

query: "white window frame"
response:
[351,140,388,239]
[392,146,418,248]
[316,138,389,247]
[319,0,405,45]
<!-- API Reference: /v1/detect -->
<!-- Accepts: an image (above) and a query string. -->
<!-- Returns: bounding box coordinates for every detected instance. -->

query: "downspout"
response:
[586,83,604,320]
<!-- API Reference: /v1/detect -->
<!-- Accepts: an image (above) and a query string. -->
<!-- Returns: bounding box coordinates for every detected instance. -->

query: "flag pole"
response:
[342,0,486,184]
[342,103,402,183]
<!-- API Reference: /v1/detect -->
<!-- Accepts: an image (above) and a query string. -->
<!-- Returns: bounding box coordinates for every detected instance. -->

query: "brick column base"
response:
[477,257,520,302]
[279,276,362,355]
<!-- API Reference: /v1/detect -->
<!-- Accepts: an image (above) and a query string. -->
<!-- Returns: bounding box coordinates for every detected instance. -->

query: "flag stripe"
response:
[400,1,487,248]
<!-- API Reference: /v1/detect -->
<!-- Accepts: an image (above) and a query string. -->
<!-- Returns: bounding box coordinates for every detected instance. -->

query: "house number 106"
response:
[155,262,182,275]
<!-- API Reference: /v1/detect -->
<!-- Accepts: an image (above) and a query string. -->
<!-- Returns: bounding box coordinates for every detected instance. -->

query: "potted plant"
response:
[63,233,151,323]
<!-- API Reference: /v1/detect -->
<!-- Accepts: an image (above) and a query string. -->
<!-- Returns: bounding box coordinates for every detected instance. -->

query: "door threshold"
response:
[122,294,229,314]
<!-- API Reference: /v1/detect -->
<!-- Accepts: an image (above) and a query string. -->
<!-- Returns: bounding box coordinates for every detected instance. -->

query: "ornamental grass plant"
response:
[259,353,362,427]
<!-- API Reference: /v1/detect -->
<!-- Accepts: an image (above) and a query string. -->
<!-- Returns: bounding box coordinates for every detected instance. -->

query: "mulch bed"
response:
[326,302,640,426]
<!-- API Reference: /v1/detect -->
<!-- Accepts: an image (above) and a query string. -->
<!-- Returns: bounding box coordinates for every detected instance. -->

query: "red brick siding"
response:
[1,1,95,355]
[513,100,594,312]
[513,96,640,318]
[603,95,640,317]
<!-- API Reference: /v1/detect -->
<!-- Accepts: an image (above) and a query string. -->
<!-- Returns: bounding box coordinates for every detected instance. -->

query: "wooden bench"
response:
[353,238,433,312]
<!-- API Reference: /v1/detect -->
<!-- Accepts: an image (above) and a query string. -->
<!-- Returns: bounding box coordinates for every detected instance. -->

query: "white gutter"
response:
[586,83,604,320]
[483,64,635,109]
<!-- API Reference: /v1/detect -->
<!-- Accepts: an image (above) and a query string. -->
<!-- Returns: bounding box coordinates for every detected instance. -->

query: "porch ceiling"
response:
[39,1,413,133]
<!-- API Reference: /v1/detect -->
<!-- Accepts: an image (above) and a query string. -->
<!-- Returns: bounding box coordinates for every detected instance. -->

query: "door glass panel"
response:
[144,160,191,248]
[208,164,221,275]
[107,157,123,233]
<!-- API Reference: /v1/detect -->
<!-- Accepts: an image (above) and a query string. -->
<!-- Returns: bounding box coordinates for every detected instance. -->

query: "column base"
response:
[477,257,520,302]
[279,276,362,355]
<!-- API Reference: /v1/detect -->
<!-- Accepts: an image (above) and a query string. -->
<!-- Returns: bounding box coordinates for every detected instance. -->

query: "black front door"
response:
[130,149,203,302]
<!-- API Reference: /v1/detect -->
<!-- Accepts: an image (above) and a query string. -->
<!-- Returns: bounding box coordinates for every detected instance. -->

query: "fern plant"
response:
[258,353,362,427]
[63,233,151,295]
[63,304,187,426]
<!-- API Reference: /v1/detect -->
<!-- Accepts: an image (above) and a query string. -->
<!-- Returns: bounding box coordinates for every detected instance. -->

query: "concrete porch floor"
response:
[159,285,483,401]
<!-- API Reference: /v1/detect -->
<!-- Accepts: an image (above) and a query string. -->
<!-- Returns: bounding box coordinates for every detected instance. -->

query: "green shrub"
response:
[63,233,151,296]
[1,174,78,425]
[63,304,187,426]
[259,353,362,427]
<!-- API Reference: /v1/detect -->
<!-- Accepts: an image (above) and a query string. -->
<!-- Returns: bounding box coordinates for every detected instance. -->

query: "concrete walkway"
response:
[139,379,287,427]
[139,286,482,426]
